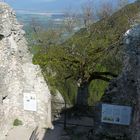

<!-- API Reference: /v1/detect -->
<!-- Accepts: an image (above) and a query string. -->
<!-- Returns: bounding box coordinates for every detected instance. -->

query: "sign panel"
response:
[101,103,132,125]
[23,93,37,111]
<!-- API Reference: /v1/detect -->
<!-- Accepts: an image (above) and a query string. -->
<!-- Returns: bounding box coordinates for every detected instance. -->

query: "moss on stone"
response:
[13,119,23,126]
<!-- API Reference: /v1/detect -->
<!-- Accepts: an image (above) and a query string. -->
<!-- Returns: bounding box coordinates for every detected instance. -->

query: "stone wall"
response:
[0,2,52,139]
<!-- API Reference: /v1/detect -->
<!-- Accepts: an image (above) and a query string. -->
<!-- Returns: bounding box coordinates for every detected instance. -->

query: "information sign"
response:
[101,103,132,125]
[23,93,37,111]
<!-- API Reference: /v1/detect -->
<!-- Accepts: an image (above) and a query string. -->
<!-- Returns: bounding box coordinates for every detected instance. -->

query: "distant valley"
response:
[16,11,65,29]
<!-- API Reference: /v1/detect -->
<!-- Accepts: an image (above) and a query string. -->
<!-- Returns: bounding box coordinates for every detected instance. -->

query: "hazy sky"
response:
[6,0,136,12]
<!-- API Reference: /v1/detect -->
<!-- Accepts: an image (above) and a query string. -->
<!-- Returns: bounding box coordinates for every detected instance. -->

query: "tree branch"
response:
[65,75,72,80]
[92,72,118,77]
[91,75,111,82]
[88,71,117,83]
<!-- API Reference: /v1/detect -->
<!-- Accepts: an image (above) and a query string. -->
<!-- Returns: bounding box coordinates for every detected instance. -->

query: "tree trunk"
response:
[76,82,89,106]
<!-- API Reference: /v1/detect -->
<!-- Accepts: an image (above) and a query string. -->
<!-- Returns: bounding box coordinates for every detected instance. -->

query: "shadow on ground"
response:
[42,106,96,140]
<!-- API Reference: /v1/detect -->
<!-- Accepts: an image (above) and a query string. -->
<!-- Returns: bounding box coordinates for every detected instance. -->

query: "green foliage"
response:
[13,119,23,126]
[88,80,108,105]
[33,3,140,105]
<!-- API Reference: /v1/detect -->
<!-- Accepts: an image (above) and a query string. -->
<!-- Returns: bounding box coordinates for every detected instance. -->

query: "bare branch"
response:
[97,1,113,20]
[81,0,95,31]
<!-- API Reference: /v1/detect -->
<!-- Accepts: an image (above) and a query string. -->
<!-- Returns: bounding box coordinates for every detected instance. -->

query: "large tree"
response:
[33,2,140,106]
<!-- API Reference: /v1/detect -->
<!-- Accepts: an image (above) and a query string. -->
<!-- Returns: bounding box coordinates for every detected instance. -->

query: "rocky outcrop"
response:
[0,2,52,139]
[97,25,140,139]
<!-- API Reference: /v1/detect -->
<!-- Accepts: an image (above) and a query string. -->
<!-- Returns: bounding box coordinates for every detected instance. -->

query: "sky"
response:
[5,0,136,12]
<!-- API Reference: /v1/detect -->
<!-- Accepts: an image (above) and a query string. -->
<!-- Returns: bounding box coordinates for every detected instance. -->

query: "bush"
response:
[13,119,23,126]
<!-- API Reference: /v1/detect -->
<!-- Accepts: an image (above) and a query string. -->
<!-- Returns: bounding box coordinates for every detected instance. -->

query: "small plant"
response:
[13,119,23,126]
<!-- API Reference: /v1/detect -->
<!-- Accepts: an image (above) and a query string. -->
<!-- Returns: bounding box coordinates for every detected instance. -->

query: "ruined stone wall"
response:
[0,2,52,139]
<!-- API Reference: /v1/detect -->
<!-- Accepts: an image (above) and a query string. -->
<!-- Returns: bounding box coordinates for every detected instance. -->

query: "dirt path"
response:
[43,125,64,140]
[6,126,33,140]
[5,125,64,140]
[6,126,45,140]
[5,116,92,140]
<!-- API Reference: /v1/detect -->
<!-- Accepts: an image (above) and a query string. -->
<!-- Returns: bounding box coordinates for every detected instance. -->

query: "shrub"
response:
[13,119,23,126]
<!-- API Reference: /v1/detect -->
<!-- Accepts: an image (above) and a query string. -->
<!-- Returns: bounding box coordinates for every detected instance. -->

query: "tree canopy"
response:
[33,2,140,105]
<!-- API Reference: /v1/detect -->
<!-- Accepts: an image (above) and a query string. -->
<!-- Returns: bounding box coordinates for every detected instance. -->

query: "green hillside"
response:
[33,2,140,105]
